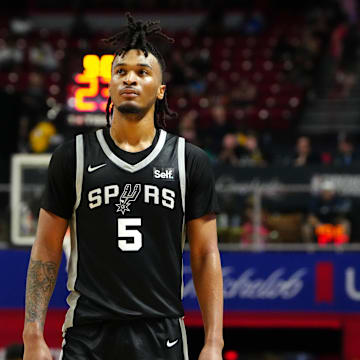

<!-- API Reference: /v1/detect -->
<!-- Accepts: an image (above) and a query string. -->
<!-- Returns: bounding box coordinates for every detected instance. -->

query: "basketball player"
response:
[23,13,223,360]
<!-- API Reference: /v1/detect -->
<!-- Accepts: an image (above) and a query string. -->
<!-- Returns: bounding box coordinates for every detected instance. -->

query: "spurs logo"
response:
[115,184,141,215]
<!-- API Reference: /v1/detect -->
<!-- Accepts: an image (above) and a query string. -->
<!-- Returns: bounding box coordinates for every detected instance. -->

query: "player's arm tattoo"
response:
[25,258,58,329]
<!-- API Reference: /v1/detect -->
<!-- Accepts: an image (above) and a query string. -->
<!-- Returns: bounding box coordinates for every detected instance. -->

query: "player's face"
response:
[110,49,166,116]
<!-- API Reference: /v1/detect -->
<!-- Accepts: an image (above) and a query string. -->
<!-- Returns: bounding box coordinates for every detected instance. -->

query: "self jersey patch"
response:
[153,167,175,181]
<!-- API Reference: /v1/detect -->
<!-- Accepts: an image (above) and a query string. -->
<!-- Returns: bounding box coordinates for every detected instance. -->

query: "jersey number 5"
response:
[117,218,142,251]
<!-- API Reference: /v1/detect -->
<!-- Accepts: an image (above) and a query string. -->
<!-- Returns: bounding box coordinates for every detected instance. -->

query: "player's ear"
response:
[157,84,166,100]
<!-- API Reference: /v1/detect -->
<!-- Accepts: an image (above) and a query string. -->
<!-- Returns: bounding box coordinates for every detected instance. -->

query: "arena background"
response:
[1,0,360,359]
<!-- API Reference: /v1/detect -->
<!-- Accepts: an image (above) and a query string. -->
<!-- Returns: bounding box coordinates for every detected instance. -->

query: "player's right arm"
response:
[23,140,76,360]
[23,209,68,360]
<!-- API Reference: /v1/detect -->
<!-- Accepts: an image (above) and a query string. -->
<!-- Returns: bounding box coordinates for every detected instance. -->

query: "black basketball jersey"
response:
[63,129,187,332]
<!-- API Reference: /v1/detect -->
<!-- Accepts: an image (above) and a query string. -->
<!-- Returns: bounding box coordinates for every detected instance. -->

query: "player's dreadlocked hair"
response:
[103,12,177,129]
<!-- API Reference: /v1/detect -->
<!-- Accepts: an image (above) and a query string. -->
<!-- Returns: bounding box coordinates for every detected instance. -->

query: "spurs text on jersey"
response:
[88,183,175,211]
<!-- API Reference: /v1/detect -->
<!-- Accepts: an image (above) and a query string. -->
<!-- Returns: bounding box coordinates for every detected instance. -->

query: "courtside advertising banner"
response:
[1,250,360,312]
[183,251,360,312]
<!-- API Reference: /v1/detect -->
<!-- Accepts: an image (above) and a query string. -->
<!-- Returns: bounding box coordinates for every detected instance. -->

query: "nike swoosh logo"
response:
[166,339,179,348]
[88,163,106,173]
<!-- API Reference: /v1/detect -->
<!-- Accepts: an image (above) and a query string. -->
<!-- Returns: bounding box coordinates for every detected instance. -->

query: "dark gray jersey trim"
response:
[178,137,186,300]
[179,317,189,360]
[177,137,186,214]
[62,134,83,334]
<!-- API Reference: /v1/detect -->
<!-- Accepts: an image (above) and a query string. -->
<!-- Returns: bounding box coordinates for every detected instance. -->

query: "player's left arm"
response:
[188,213,224,360]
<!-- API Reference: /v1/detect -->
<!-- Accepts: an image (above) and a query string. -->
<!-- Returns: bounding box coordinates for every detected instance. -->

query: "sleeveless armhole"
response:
[177,137,186,301]
[178,139,189,360]
[178,137,186,215]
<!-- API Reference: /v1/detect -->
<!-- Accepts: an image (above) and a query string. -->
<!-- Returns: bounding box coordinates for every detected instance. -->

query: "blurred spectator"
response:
[330,15,349,61]
[291,30,322,86]
[170,48,210,95]
[288,136,321,166]
[242,11,265,35]
[10,17,32,36]
[170,49,189,86]
[70,10,92,39]
[187,48,211,77]
[179,109,197,131]
[187,68,207,95]
[333,135,360,166]
[274,35,297,62]
[206,105,234,154]
[307,7,330,41]
[275,9,327,88]
[228,79,257,109]
[237,131,267,167]
[178,109,200,146]
[29,39,58,72]
[0,37,24,71]
[29,120,57,153]
[341,0,358,24]
[179,127,199,145]
[218,133,240,166]
[5,343,24,360]
[302,180,352,245]
[334,24,360,98]
[19,72,49,151]
[198,0,225,36]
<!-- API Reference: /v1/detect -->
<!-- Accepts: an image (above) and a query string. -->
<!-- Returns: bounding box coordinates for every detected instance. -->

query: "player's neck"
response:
[110,110,157,153]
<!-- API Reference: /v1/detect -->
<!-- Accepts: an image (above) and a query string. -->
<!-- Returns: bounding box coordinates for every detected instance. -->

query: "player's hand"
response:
[198,343,223,360]
[23,337,53,360]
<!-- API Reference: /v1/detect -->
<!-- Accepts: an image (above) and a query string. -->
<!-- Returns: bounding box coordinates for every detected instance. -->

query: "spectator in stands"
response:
[178,109,200,146]
[187,68,207,95]
[334,23,360,98]
[198,0,225,36]
[330,14,349,62]
[275,16,323,87]
[187,48,211,78]
[291,30,321,86]
[289,136,320,166]
[29,120,57,153]
[228,79,257,109]
[9,16,32,36]
[19,72,49,151]
[70,9,93,39]
[302,180,352,245]
[29,39,58,72]
[170,49,189,86]
[242,11,265,35]
[274,34,297,63]
[206,104,234,154]
[170,48,209,95]
[0,36,24,71]
[333,135,360,166]
[218,133,241,166]
[5,343,24,360]
[180,127,199,146]
[179,109,198,131]
[341,0,358,24]
[237,131,267,167]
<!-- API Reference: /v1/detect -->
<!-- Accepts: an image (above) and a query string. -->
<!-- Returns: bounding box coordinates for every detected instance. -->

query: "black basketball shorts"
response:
[59,317,189,360]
